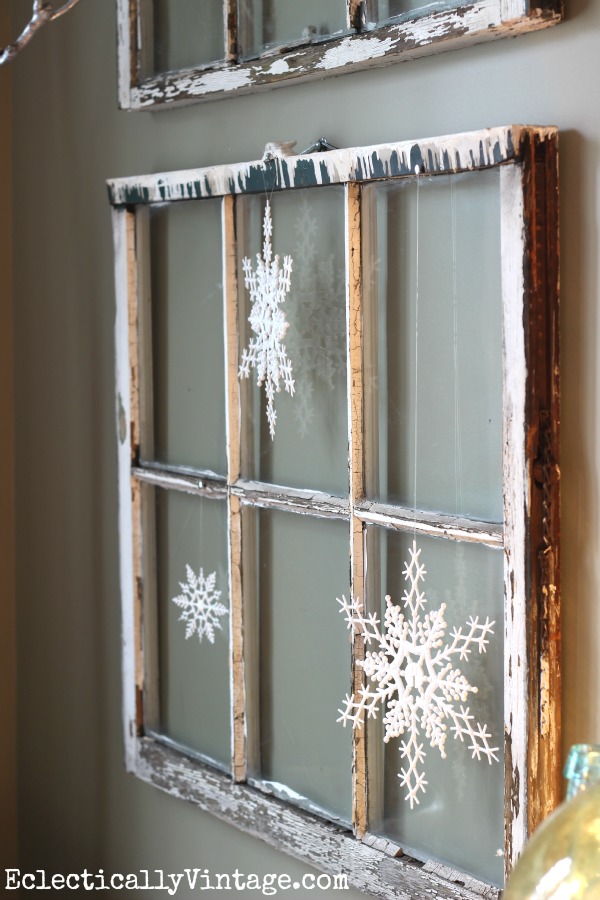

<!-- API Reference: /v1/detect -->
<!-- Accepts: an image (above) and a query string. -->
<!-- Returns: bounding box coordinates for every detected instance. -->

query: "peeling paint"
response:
[316,35,395,68]
[267,58,291,75]
[118,0,561,109]
[108,126,552,208]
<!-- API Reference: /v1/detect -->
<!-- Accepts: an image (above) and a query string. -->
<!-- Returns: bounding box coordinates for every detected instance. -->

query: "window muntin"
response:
[117,1,563,109]
[110,127,560,899]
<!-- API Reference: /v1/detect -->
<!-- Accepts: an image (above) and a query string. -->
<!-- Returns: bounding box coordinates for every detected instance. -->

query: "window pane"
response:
[156,488,231,769]
[363,170,503,522]
[141,0,225,76]
[364,0,460,25]
[247,509,352,823]
[149,199,226,475]
[238,0,348,57]
[364,527,504,886]
[239,188,348,496]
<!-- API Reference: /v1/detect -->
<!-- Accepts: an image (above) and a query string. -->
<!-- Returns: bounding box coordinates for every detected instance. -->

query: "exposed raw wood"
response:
[347,0,363,30]
[108,127,554,207]
[499,127,561,877]
[229,494,246,782]
[346,181,368,836]
[126,209,145,733]
[225,0,236,60]
[356,501,503,546]
[223,195,241,485]
[521,131,561,836]
[136,738,500,900]
[127,211,141,461]
[116,0,561,109]
[347,182,363,507]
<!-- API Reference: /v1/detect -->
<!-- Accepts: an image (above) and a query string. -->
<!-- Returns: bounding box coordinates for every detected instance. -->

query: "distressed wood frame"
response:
[109,125,560,898]
[116,0,562,109]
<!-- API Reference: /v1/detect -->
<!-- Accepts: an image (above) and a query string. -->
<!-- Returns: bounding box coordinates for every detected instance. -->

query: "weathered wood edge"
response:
[114,207,137,771]
[225,0,236,61]
[116,0,561,110]
[116,0,134,110]
[223,196,241,486]
[521,131,561,836]
[346,182,368,836]
[107,127,555,207]
[134,739,500,900]
[500,163,528,876]
[223,195,246,782]
[132,466,228,499]
[232,480,350,518]
[131,464,505,539]
[229,494,246,782]
[126,209,145,739]
[356,501,503,546]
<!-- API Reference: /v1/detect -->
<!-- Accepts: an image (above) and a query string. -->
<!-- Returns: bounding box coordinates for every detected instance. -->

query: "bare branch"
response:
[0,0,82,66]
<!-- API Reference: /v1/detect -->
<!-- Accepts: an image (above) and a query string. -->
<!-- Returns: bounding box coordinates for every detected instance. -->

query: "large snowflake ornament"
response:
[338,540,498,808]
[239,200,294,439]
[172,565,228,644]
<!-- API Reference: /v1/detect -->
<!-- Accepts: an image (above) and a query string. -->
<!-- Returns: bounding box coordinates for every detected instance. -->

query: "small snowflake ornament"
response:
[239,200,295,439]
[172,565,228,644]
[338,540,498,808]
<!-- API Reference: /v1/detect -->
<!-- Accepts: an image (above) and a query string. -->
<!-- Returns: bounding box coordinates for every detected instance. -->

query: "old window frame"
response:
[109,125,560,898]
[116,1,563,109]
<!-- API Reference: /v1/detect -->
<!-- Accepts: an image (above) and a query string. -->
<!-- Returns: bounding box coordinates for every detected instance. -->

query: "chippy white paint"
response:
[135,739,500,900]
[316,35,396,68]
[116,0,561,109]
[500,163,529,871]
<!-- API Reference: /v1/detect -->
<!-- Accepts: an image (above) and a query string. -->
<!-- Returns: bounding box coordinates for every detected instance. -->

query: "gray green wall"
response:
[7,0,600,891]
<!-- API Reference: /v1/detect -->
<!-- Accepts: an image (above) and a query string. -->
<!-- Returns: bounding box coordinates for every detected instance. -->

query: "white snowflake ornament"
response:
[172,565,228,644]
[239,200,295,439]
[338,540,498,808]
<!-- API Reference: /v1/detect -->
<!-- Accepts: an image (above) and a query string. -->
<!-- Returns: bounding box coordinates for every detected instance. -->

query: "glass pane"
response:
[141,0,225,76]
[239,0,348,57]
[248,509,352,824]
[156,488,230,769]
[363,169,503,522]
[149,199,226,475]
[363,528,504,886]
[238,188,348,496]
[364,0,459,26]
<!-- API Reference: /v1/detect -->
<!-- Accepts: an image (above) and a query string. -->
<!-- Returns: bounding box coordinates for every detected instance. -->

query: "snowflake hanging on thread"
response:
[239,200,294,439]
[172,565,228,644]
[337,540,498,808]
